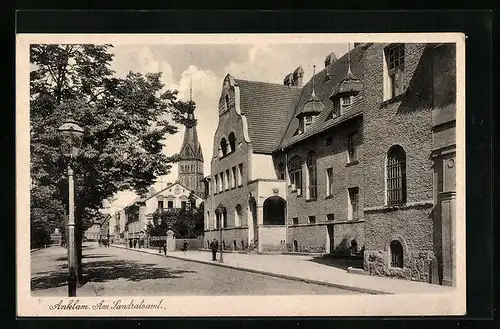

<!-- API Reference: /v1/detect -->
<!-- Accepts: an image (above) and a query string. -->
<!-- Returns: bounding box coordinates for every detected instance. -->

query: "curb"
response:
[111,245,390,295]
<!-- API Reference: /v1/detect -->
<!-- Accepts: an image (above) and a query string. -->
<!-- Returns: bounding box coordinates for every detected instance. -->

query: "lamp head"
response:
[58,116,84,158]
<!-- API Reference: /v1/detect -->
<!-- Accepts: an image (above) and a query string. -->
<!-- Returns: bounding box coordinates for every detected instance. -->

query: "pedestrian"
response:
[210,238,218,261]
[163,242,167,256]
[133,239,137,248]
[129,240,132,248]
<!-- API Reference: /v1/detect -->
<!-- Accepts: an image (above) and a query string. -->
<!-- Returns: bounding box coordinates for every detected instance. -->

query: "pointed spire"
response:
[309,65,320,101]
[189,75,193,102]
[346,42,354,79]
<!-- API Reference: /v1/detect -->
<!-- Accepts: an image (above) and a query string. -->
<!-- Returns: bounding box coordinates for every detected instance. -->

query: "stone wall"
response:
[287,224,326,253]
[204,228,249,251]
[361,43,436,283]
[259,226,286,252]
[364,249,434,282]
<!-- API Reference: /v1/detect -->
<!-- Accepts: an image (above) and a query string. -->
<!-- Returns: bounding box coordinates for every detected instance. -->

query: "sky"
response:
[102,43,349,214]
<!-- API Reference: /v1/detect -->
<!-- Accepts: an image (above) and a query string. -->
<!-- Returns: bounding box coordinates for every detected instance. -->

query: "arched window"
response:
[307,151,317,200]
[390,240,404,268]
[277,162,285,180]
[220,138,228,156]
[228,132,236,153]
[387,145,407,205]
[288,156,303,195]
[235,204,242,227]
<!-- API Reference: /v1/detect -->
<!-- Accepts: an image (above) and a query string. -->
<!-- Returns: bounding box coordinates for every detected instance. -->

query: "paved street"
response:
[31,244,358,296]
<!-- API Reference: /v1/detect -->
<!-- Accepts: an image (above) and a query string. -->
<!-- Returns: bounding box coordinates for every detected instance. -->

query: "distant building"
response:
[84,222,101,242]
[204,43,456,285]
[122,182,204,245]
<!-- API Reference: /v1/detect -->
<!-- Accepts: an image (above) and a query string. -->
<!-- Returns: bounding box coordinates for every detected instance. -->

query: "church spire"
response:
[178,74,204,197]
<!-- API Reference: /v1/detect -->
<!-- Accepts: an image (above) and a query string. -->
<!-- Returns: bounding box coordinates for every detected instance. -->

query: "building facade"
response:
[204,43,456,285]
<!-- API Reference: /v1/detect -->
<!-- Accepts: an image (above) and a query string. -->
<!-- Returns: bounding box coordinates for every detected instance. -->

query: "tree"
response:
[146,198,204,239]
[30,44,193,281]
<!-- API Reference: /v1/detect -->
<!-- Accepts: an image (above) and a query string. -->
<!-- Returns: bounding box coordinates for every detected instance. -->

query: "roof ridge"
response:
[235,78,302,89]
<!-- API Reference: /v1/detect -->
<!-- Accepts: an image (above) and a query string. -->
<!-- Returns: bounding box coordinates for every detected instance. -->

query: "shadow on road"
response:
[32,258,197,291]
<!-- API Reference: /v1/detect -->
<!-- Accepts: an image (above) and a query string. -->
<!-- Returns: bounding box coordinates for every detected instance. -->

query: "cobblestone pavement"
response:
[31,244,359,296]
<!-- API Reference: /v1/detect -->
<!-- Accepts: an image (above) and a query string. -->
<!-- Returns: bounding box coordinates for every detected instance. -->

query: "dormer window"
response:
[341,96,352,107]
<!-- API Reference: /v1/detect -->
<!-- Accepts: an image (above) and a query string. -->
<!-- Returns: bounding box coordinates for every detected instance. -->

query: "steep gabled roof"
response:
[234,79,302,154]
[278,45,366,149]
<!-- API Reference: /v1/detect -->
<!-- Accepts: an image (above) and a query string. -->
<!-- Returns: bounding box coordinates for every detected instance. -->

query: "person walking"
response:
[163,241,167,256]
[210,238,218,261]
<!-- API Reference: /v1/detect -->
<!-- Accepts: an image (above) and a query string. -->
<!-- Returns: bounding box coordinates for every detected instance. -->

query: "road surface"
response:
[31,243,359,296]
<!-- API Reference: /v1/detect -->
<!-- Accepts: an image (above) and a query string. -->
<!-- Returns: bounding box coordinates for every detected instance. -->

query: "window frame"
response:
[385,44,406,100]
[386,145,407,205]
[308,215,316,224]
[347,131,359,163]
[326,168,333,197]
[348,187,360,221]
[390,240,404,268]
[306,151,317,200]
[288,156,303,195]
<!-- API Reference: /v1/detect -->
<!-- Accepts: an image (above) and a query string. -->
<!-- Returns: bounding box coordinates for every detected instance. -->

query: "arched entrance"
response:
[249,196,258,248]
[263,196,286,225]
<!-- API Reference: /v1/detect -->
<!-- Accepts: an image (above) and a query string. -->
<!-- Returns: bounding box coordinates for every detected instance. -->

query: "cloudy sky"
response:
[103,42,349,214]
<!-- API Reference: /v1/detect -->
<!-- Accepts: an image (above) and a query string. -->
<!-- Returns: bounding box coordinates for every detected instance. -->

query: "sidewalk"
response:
[111,244,454,295]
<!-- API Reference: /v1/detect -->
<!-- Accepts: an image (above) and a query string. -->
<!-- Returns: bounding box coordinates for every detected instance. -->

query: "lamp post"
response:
[58,115,84,297]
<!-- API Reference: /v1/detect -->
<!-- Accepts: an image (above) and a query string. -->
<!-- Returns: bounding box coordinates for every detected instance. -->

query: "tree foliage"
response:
[29,44,193,250]
[146,193,204,239]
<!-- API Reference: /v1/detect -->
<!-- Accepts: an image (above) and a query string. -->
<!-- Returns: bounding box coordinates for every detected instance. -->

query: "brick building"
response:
[204,42,456,285]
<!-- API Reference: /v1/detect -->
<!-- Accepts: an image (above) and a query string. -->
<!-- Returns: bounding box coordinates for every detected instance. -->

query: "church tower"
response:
[178,79,204,197]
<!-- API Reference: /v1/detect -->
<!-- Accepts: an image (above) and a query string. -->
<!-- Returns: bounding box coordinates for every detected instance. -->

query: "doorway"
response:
[249,197,258,248]
[327,224,334,254]
[293,240,298,252]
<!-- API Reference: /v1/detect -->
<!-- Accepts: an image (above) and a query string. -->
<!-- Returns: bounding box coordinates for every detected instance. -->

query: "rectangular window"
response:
[292,217,299,225]
[347,132,358,163]
[326,213,335,222]
[238,163,243,186]
[385,44,405,99]
[333,99,341,117]
[220,172,225,192]
[181,201,187,209]
[158,200,164,210]
[308,216,316,224]
[225,169,230,190]
[231,167,237,188]
[341,96,352,109]
[167,200,173,209]
[214,175,219,193]
[348,187,360,221]
[326,168,333,196]
[290,170,302,195]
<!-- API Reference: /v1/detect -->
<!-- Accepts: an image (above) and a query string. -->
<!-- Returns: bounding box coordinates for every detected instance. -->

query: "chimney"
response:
[291,66,304,87]
[324,52,337,67]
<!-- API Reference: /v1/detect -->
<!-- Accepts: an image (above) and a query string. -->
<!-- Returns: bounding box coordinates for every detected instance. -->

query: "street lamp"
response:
[58,115,84,297]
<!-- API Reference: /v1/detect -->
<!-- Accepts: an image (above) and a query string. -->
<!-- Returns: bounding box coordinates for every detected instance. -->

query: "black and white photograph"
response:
[16,33,465,316]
